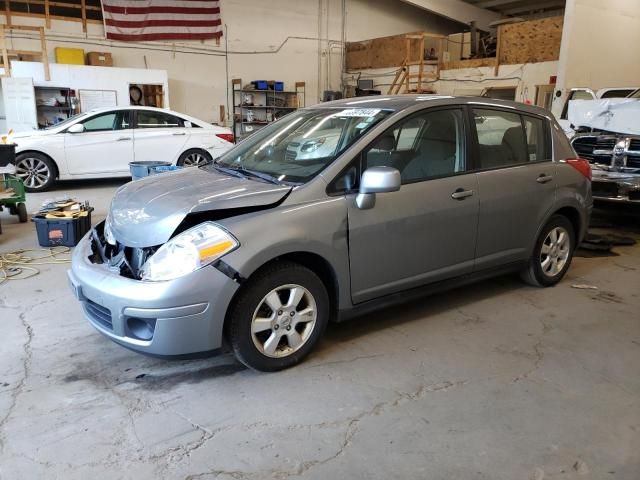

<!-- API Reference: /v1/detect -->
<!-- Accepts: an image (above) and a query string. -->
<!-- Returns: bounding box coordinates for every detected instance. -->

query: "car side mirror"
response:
[356,166,401,210]
[67,124,85,134]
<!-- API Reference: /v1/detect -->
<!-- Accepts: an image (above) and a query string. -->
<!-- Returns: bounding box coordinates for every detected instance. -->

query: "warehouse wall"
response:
[551,0,640,116]
[0,0,463,125]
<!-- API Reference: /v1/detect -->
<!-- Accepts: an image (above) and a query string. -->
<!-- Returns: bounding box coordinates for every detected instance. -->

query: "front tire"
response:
[521,215,575,287]
[228,261,329,372]
[15,152,56,192]
[177,149,212,167]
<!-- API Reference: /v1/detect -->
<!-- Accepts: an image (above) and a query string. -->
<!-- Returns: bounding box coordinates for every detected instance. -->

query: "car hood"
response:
[109,167,291,247]
[12,129,57,140]
[568,98,640,135]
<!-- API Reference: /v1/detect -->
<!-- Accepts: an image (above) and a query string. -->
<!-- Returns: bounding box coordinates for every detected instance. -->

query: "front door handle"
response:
[536,174,553,184]
[451,188,474,200]
[172,132,187,136]
[116,136,131,141]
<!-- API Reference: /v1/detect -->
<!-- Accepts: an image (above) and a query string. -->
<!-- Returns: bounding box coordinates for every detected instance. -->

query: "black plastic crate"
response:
[33,210,93,247]
[0,144,16,167]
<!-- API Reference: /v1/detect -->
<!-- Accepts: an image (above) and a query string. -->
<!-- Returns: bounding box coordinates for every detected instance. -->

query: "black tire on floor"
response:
[176,149,213,167]
[16,203,28,223]
[520,214,575,287]
[15,152,57,192]
[228,261,329,372]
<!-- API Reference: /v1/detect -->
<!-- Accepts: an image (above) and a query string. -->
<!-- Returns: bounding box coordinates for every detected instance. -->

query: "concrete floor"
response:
[0,179,639,479]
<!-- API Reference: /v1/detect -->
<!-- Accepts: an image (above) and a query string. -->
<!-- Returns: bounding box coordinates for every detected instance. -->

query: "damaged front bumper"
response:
[591,168,640,203]
[68,228,240,357]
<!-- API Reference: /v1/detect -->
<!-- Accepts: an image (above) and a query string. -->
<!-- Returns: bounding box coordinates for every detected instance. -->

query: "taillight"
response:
[566,158,591,180]
[216,133,234,143]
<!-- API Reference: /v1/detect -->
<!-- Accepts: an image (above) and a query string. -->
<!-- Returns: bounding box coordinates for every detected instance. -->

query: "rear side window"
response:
[523,115,548,162]
[136,111,184,128]
[600,89,634,99]
[473,109,549,168]
[473,109,527,168]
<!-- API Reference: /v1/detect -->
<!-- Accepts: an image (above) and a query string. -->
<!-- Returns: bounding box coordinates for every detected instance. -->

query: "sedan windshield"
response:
[209,107,391,183]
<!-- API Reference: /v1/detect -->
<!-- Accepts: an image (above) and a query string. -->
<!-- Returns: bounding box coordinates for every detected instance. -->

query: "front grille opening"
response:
[84,300,113,331]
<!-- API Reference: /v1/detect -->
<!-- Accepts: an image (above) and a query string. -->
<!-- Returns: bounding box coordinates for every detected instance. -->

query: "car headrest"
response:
[372,132,396,152]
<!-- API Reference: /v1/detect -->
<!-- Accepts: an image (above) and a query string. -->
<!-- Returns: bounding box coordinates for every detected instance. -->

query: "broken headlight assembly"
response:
[139,222,239,282]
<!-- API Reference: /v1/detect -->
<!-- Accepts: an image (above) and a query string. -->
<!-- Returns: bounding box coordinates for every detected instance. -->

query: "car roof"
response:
[80,105,215,128]
[308,94,552,117]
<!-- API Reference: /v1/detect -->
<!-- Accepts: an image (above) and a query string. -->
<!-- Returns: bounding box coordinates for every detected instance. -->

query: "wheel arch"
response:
[223,250,342,337]
[176,147,212,166]
[15,149,60,179]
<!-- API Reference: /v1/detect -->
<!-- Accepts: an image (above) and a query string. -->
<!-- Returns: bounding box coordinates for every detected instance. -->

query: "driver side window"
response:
[81,111,130,132]
[364,108,466,184]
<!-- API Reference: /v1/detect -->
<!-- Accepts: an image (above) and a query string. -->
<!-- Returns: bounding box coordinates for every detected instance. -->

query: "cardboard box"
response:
[87,52,113,67]
[55,47,85,65]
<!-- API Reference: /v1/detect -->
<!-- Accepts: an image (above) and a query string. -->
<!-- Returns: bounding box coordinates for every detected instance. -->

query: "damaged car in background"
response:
[569,89,640,203]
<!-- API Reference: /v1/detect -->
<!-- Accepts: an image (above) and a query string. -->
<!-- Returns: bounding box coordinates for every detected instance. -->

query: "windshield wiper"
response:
[209,163,245,178]
[236,167,282,185]
[210,162,282,185]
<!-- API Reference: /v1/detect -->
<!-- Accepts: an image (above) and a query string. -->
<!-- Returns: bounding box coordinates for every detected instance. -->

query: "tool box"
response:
[32,199,93,247]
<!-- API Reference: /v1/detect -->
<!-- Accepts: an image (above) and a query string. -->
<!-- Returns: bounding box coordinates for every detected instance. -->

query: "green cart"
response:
[0,174,28,227]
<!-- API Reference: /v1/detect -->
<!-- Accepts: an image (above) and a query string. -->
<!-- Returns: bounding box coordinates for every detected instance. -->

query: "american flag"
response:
[101,0,222,42]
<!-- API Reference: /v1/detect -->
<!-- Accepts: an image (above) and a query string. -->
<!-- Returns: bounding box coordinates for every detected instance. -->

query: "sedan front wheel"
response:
[228,261,329,371]
[15,153,56,192]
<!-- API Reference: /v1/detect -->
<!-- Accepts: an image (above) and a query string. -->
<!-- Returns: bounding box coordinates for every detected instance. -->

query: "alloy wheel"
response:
[250,284,318,358]
[15,157,51,190]
[540,226,570,277]
[183,151,209,166]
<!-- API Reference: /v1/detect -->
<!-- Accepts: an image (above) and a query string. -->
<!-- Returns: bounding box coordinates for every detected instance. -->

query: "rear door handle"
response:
[116,136,131,141]
[172,132,187,136]
[451,188,474,200]
[536,174,553,184]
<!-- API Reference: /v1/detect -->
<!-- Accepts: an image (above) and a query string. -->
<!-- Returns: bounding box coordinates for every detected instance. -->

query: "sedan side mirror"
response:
[67,123,85,134]
[356,166,401,209]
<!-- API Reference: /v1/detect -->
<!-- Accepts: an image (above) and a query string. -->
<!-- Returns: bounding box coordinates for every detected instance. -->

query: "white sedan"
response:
[12,106,234,192]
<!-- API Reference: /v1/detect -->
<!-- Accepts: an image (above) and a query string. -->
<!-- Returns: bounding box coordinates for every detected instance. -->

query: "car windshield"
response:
[44,112,89,130]
[209,107,392,183]
[628,89,640,98]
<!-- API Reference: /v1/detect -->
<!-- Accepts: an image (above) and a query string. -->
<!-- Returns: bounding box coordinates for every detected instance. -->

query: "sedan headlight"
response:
[140,222,239,282]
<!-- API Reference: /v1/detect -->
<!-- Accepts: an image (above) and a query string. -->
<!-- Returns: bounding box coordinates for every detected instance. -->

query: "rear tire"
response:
[520,215,575,287]
[228,261,329,372]
[177,149,212,167]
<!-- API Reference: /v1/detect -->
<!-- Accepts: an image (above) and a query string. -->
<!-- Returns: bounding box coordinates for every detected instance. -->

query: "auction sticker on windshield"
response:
[335,108,382,117]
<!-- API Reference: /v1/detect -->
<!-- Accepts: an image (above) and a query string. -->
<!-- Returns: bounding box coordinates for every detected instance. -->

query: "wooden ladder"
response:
[388,33,445,95]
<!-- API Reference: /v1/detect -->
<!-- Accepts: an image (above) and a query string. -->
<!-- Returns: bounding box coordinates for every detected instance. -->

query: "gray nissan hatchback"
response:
[69,96,592,371]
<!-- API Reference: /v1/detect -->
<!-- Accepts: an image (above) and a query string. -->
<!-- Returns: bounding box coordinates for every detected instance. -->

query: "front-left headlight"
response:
[140,222,239,282]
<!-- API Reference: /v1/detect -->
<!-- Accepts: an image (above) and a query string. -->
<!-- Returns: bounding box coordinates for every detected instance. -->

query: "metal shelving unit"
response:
[232,79,305,142]
[35,86,75,129]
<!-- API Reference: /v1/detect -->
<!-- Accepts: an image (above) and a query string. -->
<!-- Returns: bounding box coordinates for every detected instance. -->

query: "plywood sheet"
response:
[346,31,443,70]
[498,16,563,65]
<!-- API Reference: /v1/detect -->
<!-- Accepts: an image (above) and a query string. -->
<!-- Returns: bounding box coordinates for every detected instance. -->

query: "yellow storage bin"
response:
[55,47,85,65]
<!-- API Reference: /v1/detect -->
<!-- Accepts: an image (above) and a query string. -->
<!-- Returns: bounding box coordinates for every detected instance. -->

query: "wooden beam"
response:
[5,0,11,26]
[39,26,50,81]
[494,25,502,76]
[80,0,87,33]
[45,0,51,28]
[0,25,10,77]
